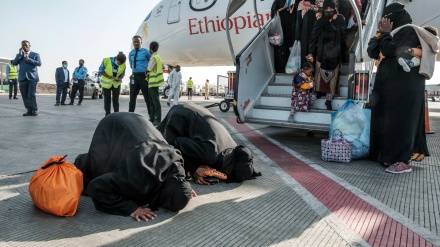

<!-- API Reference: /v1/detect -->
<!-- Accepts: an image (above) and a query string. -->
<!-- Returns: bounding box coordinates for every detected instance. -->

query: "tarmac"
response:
[1,93,440,247]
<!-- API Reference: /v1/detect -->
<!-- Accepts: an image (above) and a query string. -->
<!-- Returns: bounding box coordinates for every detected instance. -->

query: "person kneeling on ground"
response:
[74,112,195,221]
[157,102,261,185]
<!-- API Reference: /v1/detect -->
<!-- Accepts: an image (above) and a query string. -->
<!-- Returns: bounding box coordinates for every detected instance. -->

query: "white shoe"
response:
[398,58,411,72]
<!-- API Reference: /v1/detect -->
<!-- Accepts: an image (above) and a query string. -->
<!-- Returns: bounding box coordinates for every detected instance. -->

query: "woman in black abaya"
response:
[271,0,298,73]
[367,3,429,173]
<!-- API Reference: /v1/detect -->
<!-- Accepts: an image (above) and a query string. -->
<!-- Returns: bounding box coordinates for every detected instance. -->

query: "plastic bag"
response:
[29,155,83,216]
[269,12,283,46]
[286,41,301,74]
[329,100,371,159]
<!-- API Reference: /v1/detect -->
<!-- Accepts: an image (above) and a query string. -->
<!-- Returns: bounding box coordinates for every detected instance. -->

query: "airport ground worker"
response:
[146,41,164,125]
[204,79,210,100]
[187,77,193,100]
[128,35,151,115]
[6,60,18,99]
[54,61,70,106]
[167,65,182,106]
[12,40,42,116]
[99,52,126,116]
[69,59,88,106]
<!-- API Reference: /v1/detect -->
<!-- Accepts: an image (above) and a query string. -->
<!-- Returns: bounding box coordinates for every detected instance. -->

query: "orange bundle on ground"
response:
[29,155,83,217]
[201,166,228,180]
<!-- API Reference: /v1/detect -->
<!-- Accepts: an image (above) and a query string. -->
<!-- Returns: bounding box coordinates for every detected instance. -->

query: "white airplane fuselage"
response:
[135,0,440,67]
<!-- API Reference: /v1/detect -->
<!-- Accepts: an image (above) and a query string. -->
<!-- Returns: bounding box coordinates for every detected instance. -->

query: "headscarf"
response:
[156,173,192,212]
[322,0,335,10]
[382,3,412,30]
[228,146,255,182]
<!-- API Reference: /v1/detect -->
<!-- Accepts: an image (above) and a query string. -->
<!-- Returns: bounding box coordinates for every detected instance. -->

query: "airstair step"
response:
[259,94,348,110]
[245,117,330,131]
[274,73,293,84]
[249,105,332,124]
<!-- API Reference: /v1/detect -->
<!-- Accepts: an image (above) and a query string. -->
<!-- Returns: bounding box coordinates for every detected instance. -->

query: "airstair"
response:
[229,0,389,131]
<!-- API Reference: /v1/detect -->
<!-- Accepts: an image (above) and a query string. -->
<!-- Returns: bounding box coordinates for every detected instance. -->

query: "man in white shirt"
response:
[167,65,182,106]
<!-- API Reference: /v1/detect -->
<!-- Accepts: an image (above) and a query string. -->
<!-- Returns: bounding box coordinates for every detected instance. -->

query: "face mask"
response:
[63,64,68,69]
[323,11,334,21]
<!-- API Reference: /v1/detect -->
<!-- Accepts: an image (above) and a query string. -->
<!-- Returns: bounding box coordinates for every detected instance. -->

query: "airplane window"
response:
[144,11,152,21]
[189,0,217,12]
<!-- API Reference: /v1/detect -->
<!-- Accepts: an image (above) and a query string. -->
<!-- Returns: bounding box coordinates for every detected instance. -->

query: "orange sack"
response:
[29,155,83,217]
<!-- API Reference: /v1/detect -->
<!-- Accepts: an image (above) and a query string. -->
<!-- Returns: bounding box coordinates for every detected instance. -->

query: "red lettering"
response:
[233,16,246,34]
[247,12,252,28]
[253,14,265,28]
[198,20,205,34]
[189,18,198,35]
[204,16,217,33]
[216,16,221,32]
[221,18,233,31]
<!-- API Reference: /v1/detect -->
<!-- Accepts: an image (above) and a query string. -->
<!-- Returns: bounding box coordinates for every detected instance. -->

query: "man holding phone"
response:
[11,40,42,116]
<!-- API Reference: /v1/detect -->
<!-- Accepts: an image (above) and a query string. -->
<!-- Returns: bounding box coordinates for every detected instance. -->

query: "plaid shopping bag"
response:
[321,129,353,163]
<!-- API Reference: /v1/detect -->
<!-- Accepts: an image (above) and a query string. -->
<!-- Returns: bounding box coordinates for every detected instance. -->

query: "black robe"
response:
[74,112,192,216]
[157,103,257,182]
[367,27,429,163]
[308,14,346,70]
[295,0,317,66]
[271,0,298,73]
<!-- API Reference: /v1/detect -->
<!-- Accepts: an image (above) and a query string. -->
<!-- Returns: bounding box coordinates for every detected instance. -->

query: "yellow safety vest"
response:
[187,79,193,89]
[147,54,164,88]
[8,64,18,80]
[101,57,126,89]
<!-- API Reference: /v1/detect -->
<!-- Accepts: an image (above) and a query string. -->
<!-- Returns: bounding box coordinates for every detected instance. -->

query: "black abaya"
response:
[271,0,297,73]
[74,112,192,216]
[157,103,257,182]
[367,28,429,163]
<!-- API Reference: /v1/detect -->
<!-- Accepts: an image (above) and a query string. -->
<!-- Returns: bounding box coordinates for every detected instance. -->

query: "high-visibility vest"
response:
[187,79,193,89]
[8,64,18,80]
[147,54,164,88]
[100,57,126,89]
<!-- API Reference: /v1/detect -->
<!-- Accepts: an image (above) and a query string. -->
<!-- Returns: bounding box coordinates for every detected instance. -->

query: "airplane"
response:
[134,0,440,67]
[134,0,273,67]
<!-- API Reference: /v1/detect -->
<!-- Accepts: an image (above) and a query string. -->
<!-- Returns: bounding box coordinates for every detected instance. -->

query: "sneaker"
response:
[385,162,412,174]
[398,57,412,72]
[23,110,32,116]
[13,97,18,99]
[68,102,74,105]
[31,111,38,116]
[54,103,60,106]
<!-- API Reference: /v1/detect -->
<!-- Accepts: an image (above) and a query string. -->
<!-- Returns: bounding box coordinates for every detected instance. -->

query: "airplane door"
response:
[168,0,182,24]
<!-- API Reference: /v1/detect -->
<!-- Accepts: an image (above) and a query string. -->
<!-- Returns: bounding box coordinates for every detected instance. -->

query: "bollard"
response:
[425,90,435,134]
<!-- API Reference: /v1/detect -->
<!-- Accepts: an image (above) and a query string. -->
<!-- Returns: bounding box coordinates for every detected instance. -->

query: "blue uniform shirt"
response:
[72,66,88,80]
[129,48,151,73]
[98,57,126,77]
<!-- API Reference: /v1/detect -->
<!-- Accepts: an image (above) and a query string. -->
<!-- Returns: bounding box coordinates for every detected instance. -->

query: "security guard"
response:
[146,41,164,125]
[99,52,126,116]
[187,77,193,100]
[6,60,18,99]
[129,35,151,114]
[69,59,88,105]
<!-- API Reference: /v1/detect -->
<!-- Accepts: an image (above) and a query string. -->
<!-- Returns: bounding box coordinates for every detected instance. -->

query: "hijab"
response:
[382,3,412,30]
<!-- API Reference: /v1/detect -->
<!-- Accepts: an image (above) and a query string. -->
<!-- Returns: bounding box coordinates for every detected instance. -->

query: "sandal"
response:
[202,167,228,180]
[410,153,425,162]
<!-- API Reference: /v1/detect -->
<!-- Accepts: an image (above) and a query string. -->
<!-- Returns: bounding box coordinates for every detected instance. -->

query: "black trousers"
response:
[103,85,121,116]
[56,83,68,103]
[129,73,150,114]
[70,80,85,103]
[8,79,18,98]
[148,86,161,122]
[187,88,193,100]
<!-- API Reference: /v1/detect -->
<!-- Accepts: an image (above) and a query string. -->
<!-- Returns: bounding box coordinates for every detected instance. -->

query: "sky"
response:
[0,0,232,86]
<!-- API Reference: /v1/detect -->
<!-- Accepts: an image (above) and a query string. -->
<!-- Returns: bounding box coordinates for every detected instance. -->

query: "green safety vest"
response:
[101,57,126,89]
[8,64,18,80]
[187,79,193,88]
[147,54,164,88]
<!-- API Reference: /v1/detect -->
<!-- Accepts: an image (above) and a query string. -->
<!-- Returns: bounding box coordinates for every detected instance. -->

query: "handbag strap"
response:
[330,129,346,143]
